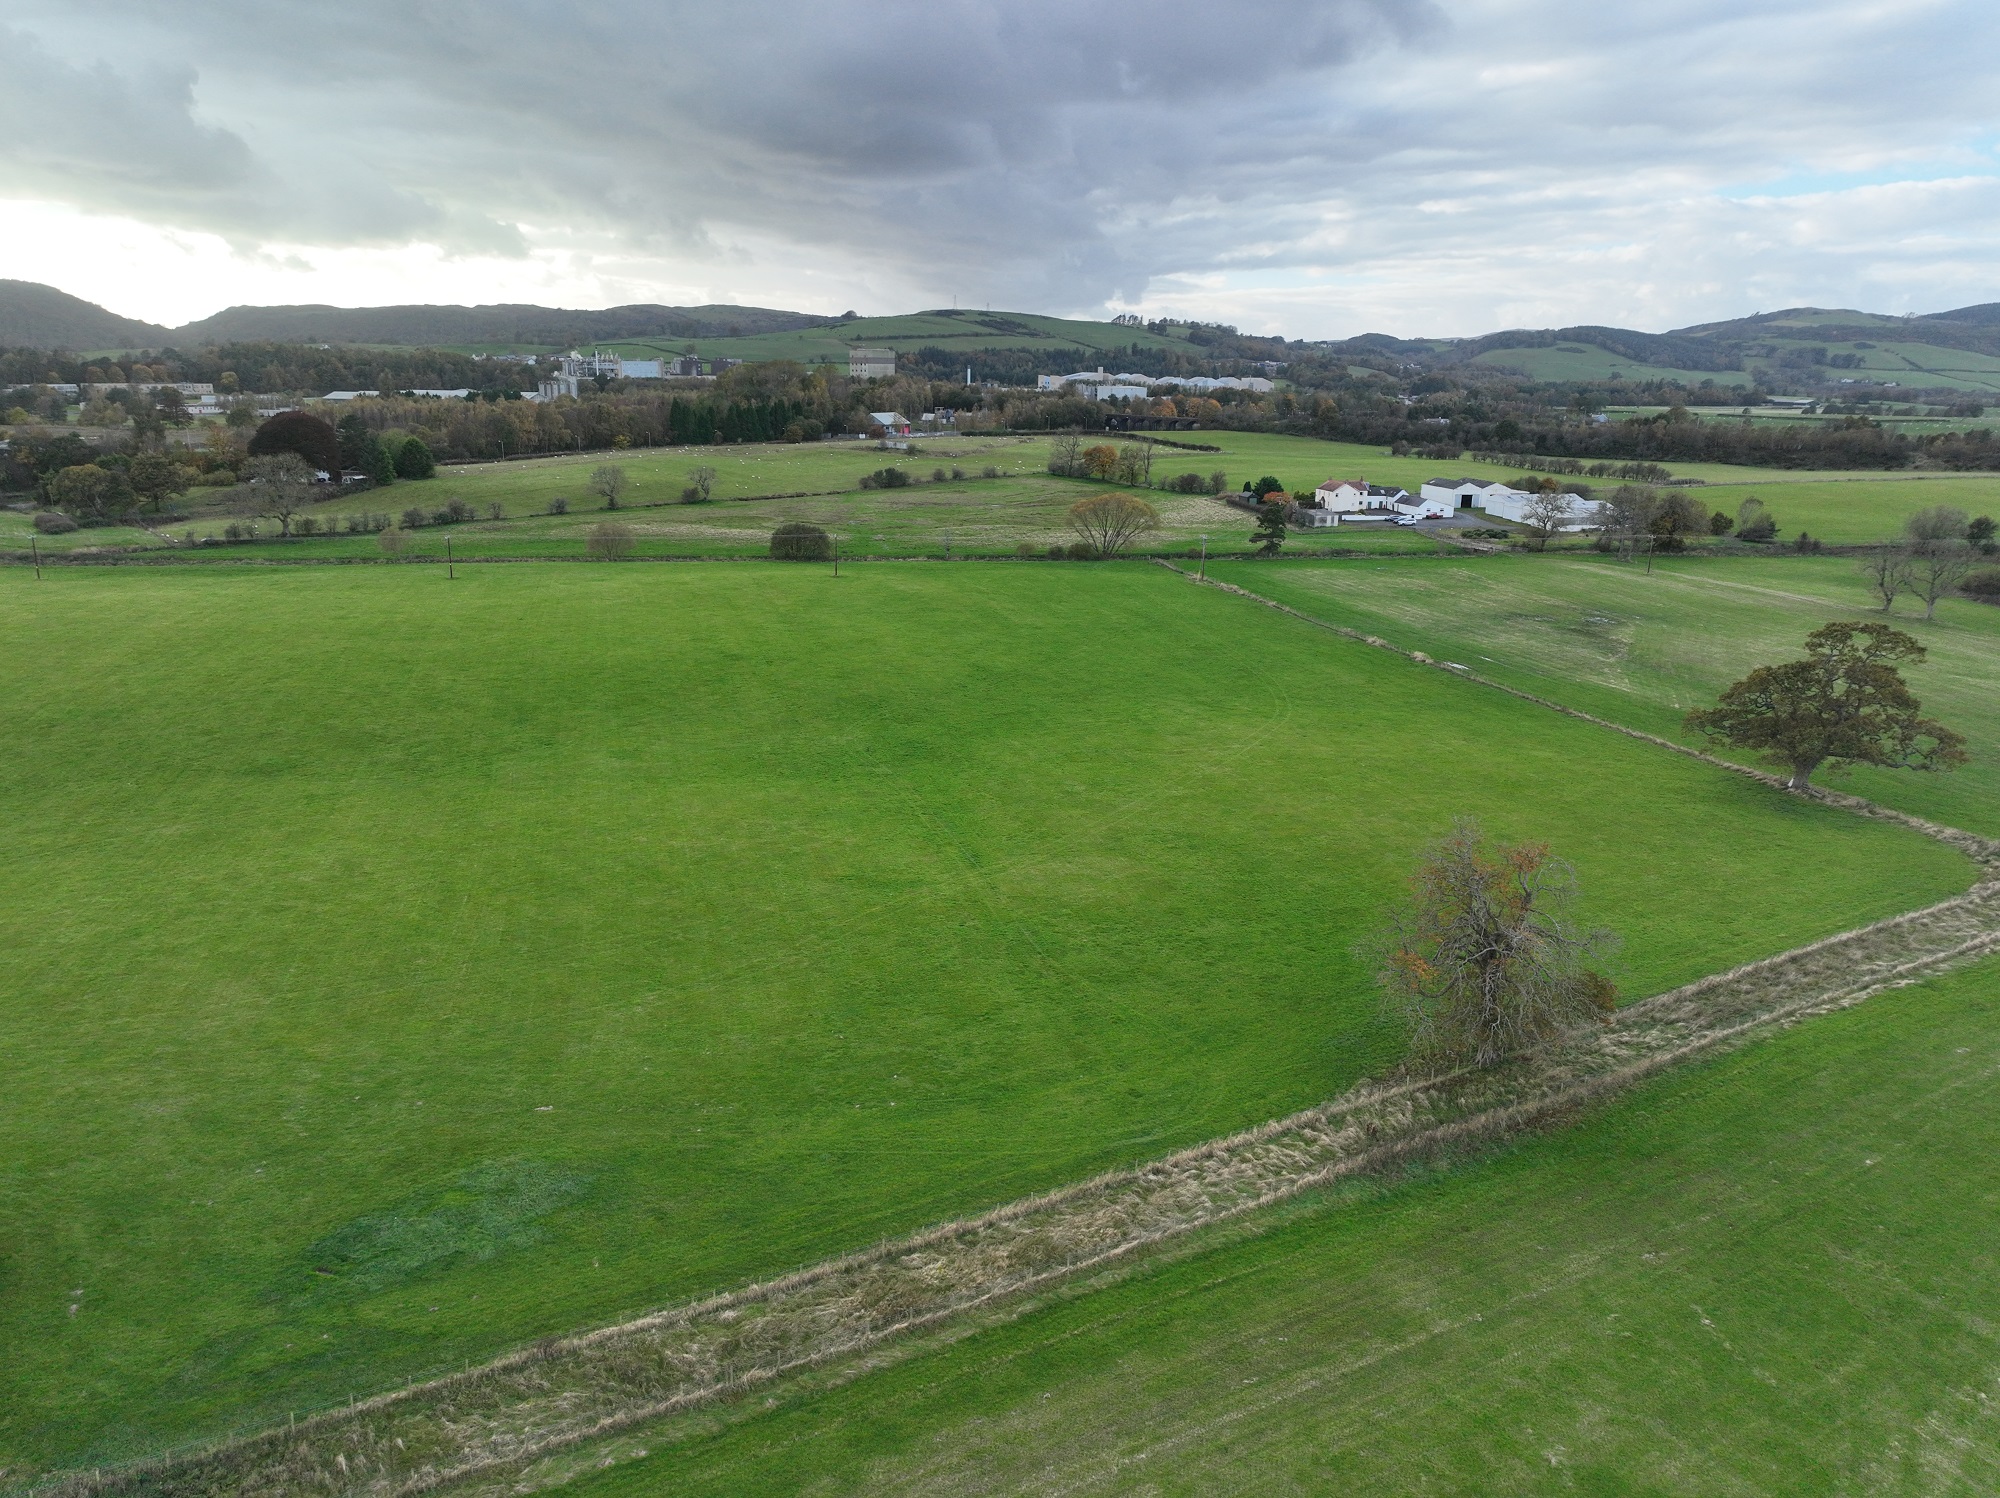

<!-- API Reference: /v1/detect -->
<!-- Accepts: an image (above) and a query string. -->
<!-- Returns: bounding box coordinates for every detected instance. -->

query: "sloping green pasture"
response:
[0,563,1969,1480]
[1212,553,2000,837]
[566,955,2000,1496]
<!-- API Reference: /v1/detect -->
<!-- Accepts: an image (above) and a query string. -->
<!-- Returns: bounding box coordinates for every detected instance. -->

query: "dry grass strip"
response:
[36,568,2000,1498]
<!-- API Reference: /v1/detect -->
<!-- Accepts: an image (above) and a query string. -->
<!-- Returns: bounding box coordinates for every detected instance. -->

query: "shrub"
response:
[1209,471,1229,494]
[587,521,636,561]
[931,467,947,482]
[432,499,474,525]
[32,511,78,534]
[393,437,437,480]
[1048,544,1068,559]
[378,528,407,556]
[1015,541,1039,557]
[198,468,237,488]
[951,466,966,480]
[547,496,568,515]
[1167,472,1209,493]
[858,466,910,490]
[1961,568,2000,603]
[981,465,1000,479]
[402,507,427,528]
[770,521,833,561]
[485,501,504,521]
[293,515,319,536]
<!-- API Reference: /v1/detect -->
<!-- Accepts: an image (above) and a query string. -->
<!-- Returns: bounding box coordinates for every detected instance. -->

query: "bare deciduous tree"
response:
[1066,493,1160,559]
[1904,507,1974,619]
[590,464,630,509]
[681,465,717,503]
[242,453,315,536]
[1858,547,1911,612]
[1519,489,1577,551]
[1374,819,1616,1071]
[587,520,636,560]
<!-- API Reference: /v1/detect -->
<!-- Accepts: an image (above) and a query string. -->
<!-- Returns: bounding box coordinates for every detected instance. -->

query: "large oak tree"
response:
[1685,621,1966,790]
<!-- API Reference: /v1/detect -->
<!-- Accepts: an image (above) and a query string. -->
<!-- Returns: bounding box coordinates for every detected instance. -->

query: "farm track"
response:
[37,571,2000,1498]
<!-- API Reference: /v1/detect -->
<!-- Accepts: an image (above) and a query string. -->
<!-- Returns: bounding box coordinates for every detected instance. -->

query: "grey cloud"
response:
[6,0,2000,329]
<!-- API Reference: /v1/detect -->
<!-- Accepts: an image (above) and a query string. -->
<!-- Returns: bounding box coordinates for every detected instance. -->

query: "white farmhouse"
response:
[1308,478,1412,523]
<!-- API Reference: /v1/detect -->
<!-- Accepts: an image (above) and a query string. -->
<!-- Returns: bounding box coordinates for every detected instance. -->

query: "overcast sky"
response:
[2,0,1998,336]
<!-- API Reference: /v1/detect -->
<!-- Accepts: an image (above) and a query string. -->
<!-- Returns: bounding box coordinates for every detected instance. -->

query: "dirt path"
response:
[43,571,2000,1498]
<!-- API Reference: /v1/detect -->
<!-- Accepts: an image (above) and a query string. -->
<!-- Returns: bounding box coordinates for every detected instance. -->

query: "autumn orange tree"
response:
[1376,820,1616,1070]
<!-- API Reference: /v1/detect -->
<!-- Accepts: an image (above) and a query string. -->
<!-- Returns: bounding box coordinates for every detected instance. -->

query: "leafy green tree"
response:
[1968,514,1996,553]
[1250,475,1286,498]
[1685,621,1967,789]
[1249,500,1288,555]
[336,414,396,486]
[1375,819,1616,1071]
[127,452,191,513]
[46,463,135,522]
[770,522,832,560]
[394,437,436,480]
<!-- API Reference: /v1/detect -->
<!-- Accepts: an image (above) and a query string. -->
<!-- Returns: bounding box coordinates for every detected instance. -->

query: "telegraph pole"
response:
[1198,534,1208,581]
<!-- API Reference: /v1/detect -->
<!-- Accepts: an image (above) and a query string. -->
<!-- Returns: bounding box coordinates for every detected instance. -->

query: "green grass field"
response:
[0,561,1973,1483]
[1209,553,2000,837]
[561,953,2000,1496]
[8,428,2000,562]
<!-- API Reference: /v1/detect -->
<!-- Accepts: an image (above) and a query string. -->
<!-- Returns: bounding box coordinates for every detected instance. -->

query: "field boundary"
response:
[27,567,2000,1498]
[43,883,1999,1497]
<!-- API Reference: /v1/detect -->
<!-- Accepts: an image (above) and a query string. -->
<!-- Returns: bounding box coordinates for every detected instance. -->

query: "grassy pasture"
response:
[9,429,2000,562]
[1210,553,2000,837]
[564,954,2000,1496]
[1468,344,1757,386]
[0,562,1973,1481]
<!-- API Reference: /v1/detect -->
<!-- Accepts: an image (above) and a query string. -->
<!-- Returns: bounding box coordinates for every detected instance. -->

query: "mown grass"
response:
[0,562,1970,1482]
[562,954,2000,1497]
[1210,552,2000,837]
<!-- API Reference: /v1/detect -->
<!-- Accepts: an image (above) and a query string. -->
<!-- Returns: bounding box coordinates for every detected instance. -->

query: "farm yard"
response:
[0,557,1986,1489]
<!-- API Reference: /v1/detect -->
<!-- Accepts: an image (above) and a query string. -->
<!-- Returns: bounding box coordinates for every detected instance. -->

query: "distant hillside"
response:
[0,280,169,350]
[9,277,2000,395]
[169,301,834,348]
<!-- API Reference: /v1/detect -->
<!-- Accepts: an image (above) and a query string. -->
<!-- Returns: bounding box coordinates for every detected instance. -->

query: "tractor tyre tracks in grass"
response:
[34,569,2000,1498]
